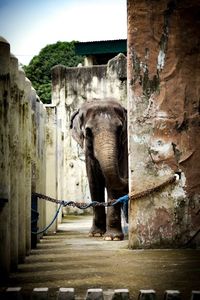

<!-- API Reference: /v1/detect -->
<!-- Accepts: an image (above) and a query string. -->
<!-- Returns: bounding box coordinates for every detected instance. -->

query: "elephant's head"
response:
[70,99,128,192]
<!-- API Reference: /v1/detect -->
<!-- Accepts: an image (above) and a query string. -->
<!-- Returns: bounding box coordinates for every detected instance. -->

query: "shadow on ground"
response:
[1,215,200,299]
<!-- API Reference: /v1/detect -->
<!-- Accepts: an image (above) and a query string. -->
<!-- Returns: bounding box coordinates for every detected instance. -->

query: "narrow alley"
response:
[1,215,200,299]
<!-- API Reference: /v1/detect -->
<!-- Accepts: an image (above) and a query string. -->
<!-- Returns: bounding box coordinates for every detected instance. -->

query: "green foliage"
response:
[23,41,83,104]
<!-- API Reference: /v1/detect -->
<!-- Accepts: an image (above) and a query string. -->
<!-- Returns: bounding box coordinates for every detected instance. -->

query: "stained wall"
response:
[0,37,64,277]
[127,0,200,248]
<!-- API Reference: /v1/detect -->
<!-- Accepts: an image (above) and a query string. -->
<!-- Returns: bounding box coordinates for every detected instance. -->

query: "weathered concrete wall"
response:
[0,37,11,277]
[51,53,127,211]
[34,100,47,240]
[127,0,200,248]
[9,54,20,269]
[0,37,64,277]
[45,105,64,231]
[0,37,44,275]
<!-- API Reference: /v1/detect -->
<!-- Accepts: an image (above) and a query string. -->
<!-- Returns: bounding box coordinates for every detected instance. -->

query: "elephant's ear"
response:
[114,106,127,145]
[70,109,84,148]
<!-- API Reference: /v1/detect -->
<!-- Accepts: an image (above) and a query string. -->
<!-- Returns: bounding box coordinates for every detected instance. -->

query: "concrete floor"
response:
[1,215,200,299]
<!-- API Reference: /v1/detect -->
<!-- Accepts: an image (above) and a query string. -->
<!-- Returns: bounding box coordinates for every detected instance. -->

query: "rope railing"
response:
[31,194,129,235]
[32,174,178,235]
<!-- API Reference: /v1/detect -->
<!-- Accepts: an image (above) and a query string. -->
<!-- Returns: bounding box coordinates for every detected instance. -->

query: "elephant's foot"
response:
[89,225,106,237]
[104,230,124,241]
[89,232,104,237]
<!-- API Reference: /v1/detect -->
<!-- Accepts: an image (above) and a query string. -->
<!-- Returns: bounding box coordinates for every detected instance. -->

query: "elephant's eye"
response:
[85,127,93,138]
[117,124,123,135]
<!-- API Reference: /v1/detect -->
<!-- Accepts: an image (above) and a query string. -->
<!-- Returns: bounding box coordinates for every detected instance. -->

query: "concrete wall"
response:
[51,53,127,212]
[0,37,11,277]
[0,37,64,277]
[45,105,64,230]
[1,34,125,275]
[127,0,200,248]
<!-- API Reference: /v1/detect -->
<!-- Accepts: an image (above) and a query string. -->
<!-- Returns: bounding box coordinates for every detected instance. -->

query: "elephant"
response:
[70,98,128,240]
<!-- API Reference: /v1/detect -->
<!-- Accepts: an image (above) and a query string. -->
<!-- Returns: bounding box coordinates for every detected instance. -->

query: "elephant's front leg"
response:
[104,203,124,241]
[86,157,106,237]
[90,206,106,237]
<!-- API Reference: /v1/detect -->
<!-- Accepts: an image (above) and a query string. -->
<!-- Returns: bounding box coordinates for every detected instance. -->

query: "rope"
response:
[31,194,129,235]
[32,192,129,209]
[129,175,177,200]
[31,176,200,246]
[31,203,62,235]
[183,228,200,247]
[31,175,176,236]
[33,175,176,207]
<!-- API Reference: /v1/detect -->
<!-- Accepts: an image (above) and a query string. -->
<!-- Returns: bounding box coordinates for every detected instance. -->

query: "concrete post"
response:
[86,289,104,300]
[56,117,64,224]
[45,106,57,232]
[36,100,46,235]
[30,88,38,247]
[5,287,23,300]
[57,288,75,300]
[0,36,11,277]
[164,290,181,300]
[17,68,26,262]
[32,288,49,300]
[191,291,200,300]
[112,289,130,300]
[35,99,43,238]
[39,102,46,231]
[9,54,20,270]
[24,77,32,255]
[138,290,156,300]
[30,88,37,194]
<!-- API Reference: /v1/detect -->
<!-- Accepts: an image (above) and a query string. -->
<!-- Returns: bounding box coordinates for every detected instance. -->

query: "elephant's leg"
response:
[90,206,106,237]
[104,191,124,241]
[86,157,106,237]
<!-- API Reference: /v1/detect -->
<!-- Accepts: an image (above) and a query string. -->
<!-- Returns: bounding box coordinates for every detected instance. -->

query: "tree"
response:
[24,41,84,104]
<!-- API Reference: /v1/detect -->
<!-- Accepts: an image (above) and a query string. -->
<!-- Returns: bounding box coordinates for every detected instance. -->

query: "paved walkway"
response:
[1,215,200,299]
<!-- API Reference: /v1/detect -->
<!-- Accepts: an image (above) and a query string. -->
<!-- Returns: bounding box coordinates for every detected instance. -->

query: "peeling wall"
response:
[127,0,200,248]
[51,54,127,212]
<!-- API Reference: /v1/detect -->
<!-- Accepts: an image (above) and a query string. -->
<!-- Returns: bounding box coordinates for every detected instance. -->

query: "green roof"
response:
[75,39,127,55]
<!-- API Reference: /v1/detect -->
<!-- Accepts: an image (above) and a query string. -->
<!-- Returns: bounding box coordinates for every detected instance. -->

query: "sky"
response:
[0,0,127,65]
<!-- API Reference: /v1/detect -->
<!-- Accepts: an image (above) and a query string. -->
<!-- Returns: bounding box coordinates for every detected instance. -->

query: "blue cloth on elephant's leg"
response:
[121,199,128,223]
[113,194,129,223]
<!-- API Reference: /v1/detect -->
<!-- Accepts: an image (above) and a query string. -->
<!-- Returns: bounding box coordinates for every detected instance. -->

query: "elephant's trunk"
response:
[93,131,128,192]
